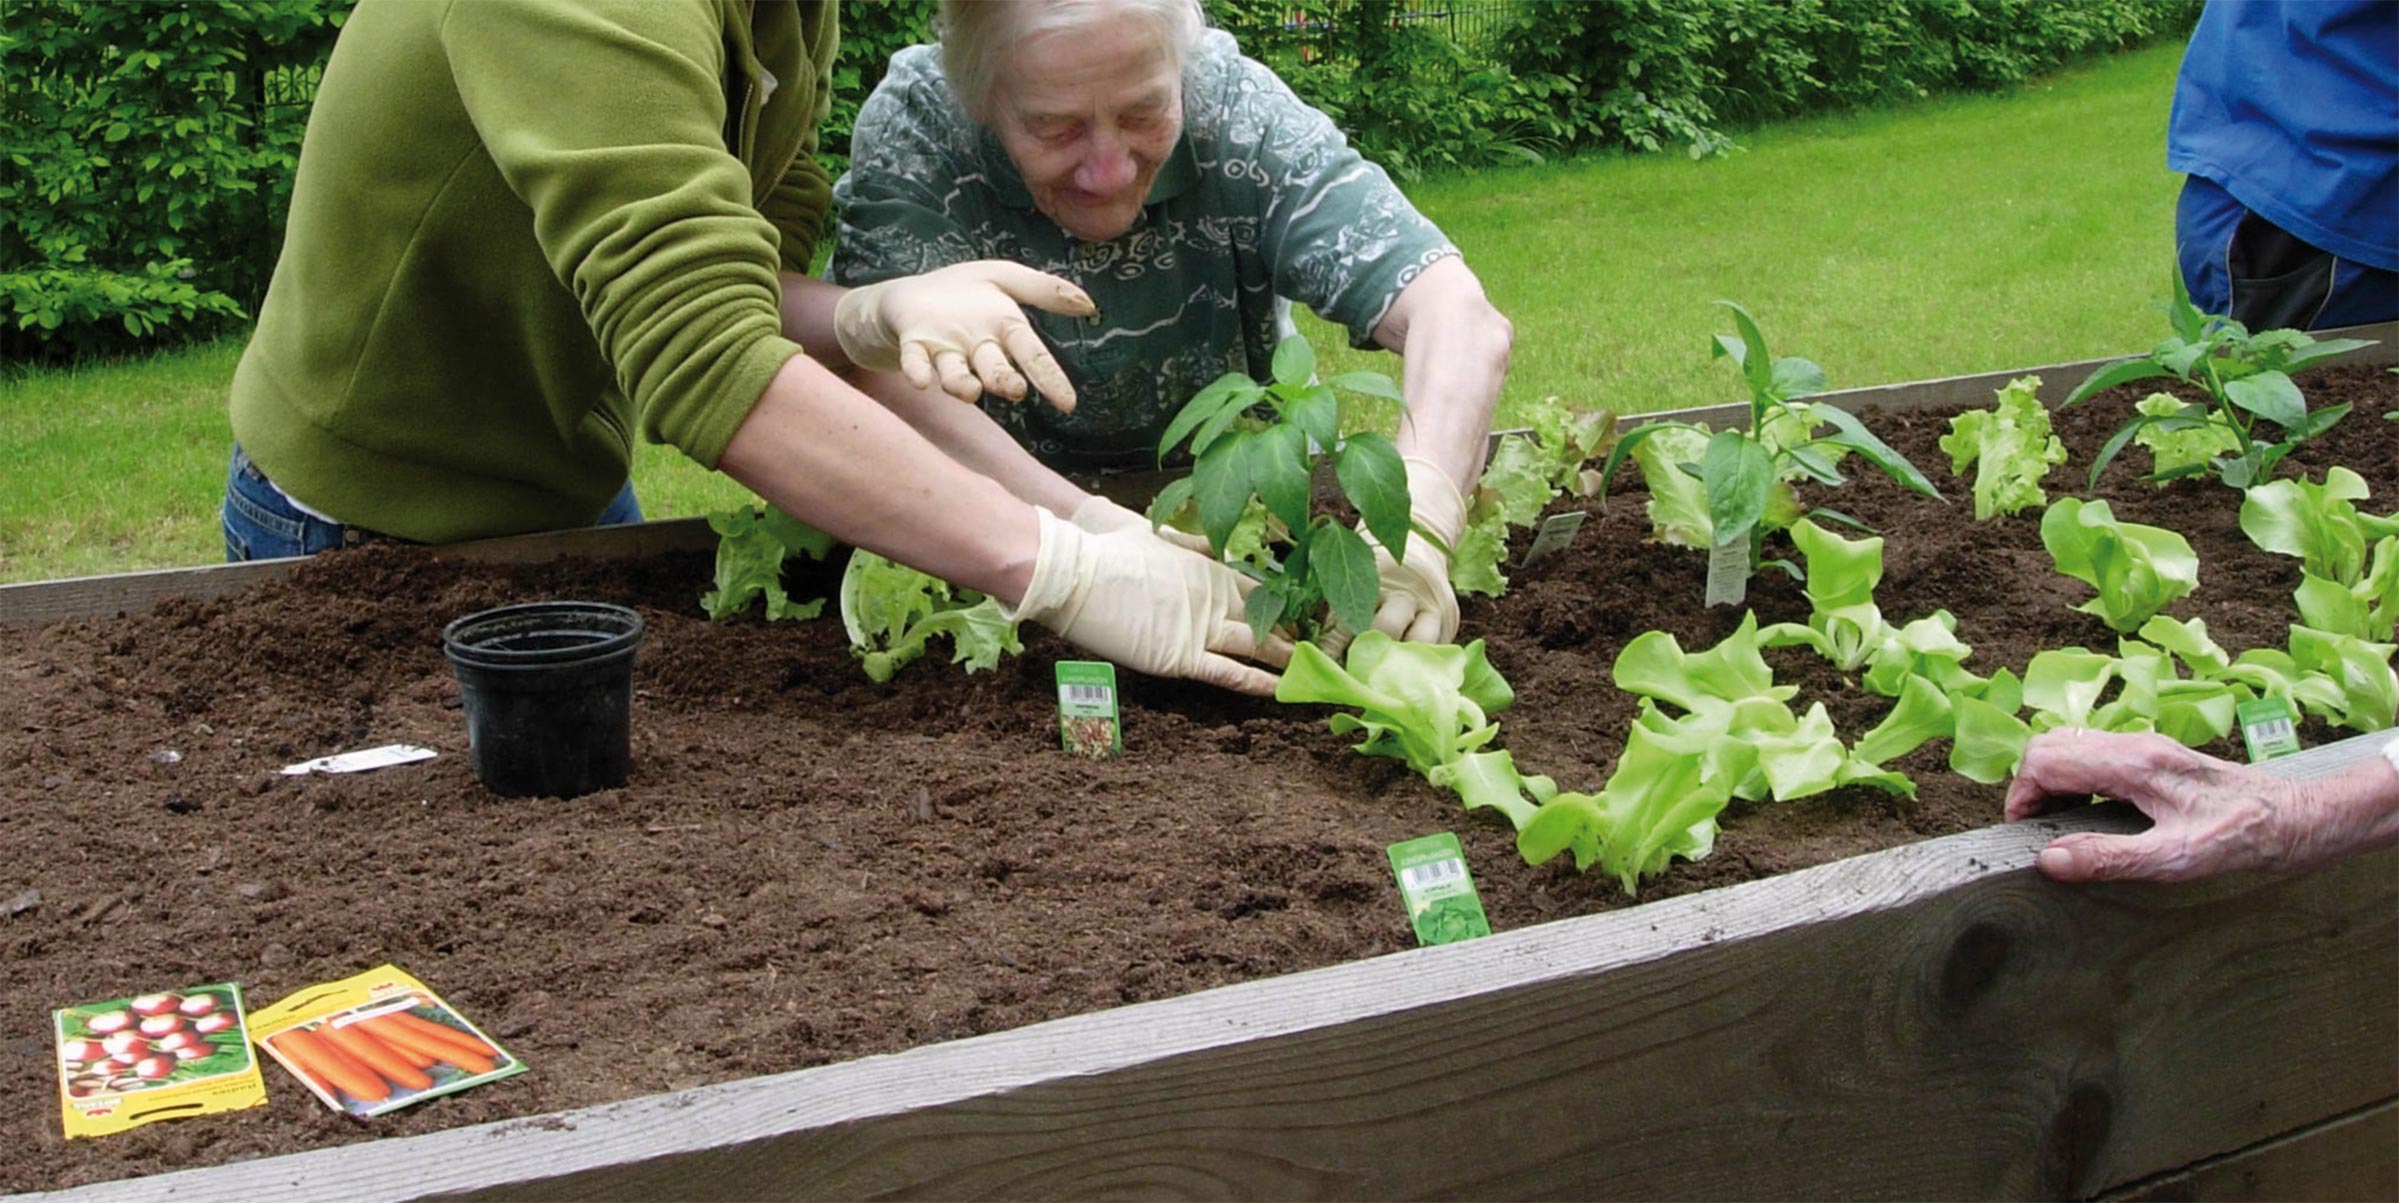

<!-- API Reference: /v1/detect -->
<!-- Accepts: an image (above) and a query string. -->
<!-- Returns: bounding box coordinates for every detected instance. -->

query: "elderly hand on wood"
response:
[2004,728,2399,883]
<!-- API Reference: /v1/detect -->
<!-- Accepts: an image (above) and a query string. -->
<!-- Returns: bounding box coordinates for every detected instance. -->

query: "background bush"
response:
[3,0,2194,363]
[1,0,348,361]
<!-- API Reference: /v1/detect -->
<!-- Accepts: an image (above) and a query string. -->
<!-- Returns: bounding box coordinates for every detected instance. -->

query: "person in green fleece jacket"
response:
[224,0,1288,696]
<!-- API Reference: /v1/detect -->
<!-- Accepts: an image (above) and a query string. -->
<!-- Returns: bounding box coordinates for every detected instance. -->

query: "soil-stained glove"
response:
[1003,508,1292,697]
[833,261,1096,410]
[1068,494,1214,554]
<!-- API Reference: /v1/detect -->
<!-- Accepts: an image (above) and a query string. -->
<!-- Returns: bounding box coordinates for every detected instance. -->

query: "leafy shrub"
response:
[0,0,348,360]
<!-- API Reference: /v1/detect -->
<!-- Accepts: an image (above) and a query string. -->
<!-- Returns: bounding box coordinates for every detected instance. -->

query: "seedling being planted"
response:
[2065,274,2376,489]
[1598,301,1940,603]
[1149,333,1416,641]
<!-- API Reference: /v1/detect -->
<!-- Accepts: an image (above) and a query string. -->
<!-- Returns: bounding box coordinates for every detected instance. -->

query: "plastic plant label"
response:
[1703,537,1749,607]
[280,744,437,776]
[250,965,524,1118]
[55,982,266,1139]
[1519,510,1589,568]
[1056,660,1122,760]
[1386,832,1492,947]
[2237,697,2302,763]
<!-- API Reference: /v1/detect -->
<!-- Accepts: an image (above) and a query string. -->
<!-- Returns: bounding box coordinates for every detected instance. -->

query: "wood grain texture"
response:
[39,732,2396,1203]
[2107,1099,2398,1202]
[0,517,718,628]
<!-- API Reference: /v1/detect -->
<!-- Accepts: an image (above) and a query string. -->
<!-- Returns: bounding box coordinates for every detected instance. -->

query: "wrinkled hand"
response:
[1068,494,1214,555]
[1319,456,1465,659]
[1004,508,1292,696]
[834,261,1095,410]
[2003,728,2326,883]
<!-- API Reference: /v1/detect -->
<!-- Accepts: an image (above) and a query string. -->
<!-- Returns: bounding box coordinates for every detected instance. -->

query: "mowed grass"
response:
[0,41,2184,584]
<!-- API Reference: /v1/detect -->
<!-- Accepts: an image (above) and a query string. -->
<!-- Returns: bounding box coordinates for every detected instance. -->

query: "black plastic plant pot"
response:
[441,601,645,799]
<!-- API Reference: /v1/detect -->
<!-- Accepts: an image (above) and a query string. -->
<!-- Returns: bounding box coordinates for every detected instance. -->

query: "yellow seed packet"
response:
[250,964,524,1118]
[54,982,267,1139]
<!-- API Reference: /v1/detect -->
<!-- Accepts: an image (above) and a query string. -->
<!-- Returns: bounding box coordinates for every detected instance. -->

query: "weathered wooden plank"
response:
[2105,1098,2398,1202]
[0,517,718,628]
[38,729,2395,1203]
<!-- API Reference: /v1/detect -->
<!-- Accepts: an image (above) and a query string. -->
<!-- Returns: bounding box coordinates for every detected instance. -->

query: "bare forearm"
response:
[851,369,1092,514]
[780,271,850,370]
[717,353,1038,602]
[2286,740,2399,870]
[1377,256,1511,488]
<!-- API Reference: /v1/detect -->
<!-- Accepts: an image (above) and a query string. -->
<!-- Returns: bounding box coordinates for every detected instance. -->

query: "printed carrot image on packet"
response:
[249,965,523,1118]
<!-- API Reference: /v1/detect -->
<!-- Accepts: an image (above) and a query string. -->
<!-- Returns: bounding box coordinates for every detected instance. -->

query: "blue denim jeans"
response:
[2176,175,2397,331]
[221,445,643,562]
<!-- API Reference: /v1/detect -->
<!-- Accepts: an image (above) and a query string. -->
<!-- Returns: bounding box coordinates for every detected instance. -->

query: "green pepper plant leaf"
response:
[2064,274,2375,490]
[1153,334,1414,641]
[1596,301,1939,604]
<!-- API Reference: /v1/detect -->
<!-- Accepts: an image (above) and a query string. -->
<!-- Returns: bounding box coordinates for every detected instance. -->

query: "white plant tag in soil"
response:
[1704,537,1750,608]
[1519,510,1589,568]
[1387,832,1492,946]
[279,744,438,776]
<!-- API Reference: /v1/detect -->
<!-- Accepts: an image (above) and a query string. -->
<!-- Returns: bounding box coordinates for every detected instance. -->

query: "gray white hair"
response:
[939,0,1204,120]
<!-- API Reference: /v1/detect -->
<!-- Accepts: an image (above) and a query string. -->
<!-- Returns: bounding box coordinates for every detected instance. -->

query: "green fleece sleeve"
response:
[438,0,800,469]
[763,1,838,274]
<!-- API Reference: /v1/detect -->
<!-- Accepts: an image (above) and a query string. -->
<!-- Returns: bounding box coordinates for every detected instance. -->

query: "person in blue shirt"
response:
[2167,0,2396,331]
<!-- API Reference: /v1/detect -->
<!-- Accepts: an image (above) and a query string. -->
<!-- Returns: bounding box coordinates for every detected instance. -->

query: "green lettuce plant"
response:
[2039,498,2199,633]
[1451,396,1615,598]
[838,551,1022,683]
[1150,335,1414,641]
[1598,301,1939,597]
[2239,466,2399,641]
[701,505,833,621]
[1754,519,1983,698]
[2129,393,2240,481]
[2064,275,2376,489]
[1516,722,1729,896]
[1938,375,2068,519]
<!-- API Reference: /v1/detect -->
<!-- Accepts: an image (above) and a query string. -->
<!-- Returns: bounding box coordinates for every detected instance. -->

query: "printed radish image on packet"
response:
[53,982,267,1139]
[248,964,524,1118]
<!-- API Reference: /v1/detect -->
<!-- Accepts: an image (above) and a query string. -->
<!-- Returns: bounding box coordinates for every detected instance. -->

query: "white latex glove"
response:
[1003,508,1292,697]
[1319,455,1466,659]
[1068,494,1214,555]
[833,261,1096,410]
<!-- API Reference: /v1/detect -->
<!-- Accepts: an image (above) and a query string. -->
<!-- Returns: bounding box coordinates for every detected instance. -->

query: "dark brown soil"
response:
[4,366,2393,1192]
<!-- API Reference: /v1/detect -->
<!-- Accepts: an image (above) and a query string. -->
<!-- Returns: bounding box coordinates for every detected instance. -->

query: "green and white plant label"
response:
[2236,696,2302,762]
[1386,832,1492,946]
[1055,661,1122,760]
[1519,510,1588,568]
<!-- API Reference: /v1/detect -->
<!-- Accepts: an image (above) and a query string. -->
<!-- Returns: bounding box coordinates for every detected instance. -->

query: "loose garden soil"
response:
[4,366,2394,1192]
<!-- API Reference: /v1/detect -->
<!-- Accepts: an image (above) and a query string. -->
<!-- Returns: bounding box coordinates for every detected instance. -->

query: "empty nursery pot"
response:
[441,601,645,799]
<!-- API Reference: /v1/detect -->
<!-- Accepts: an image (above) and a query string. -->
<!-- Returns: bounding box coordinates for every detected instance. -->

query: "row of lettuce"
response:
[704,290,2395,895]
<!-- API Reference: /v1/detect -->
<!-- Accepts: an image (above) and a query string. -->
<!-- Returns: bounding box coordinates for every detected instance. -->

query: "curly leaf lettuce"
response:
[838,551,1022,683]
[701,506,834,621]
[1938,375,2068,519]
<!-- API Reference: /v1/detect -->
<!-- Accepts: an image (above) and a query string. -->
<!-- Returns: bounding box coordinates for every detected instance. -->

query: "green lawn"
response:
[0,41,2185,584]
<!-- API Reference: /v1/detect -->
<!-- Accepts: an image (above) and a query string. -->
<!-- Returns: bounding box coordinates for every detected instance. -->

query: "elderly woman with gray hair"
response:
[832,0,1514,646]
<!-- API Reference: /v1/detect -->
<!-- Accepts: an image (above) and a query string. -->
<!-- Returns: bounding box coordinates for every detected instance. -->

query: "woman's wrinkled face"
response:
[988,20,1182,242]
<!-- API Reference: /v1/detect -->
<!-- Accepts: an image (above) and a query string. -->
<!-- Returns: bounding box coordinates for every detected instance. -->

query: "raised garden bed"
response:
[4,336,2395,1200]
